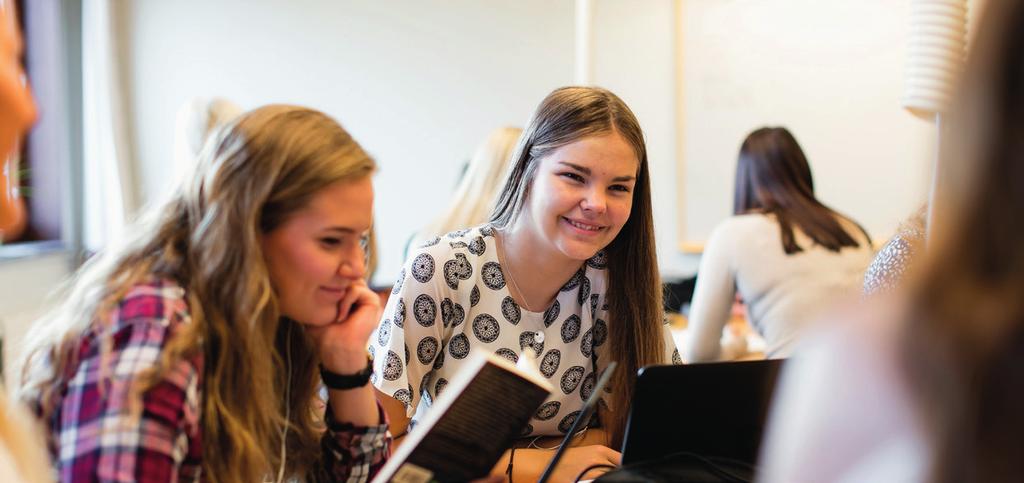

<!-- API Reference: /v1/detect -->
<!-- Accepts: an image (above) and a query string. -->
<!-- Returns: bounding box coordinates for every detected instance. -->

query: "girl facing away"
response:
[371,86,677,482]
[684,127,873,362]
[18,106,391,482]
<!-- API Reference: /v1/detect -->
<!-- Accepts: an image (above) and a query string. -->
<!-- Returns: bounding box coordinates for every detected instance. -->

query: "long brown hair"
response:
[734,127,870,254]
[18,105,376,482]
[902,1,1024,481]
[490,86,664,448]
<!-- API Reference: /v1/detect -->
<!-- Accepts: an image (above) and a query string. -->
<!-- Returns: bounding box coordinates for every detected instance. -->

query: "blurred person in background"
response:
[172,96,242,182]
[405,126,522,256]
[0,2,50,482]
[684,126,873,362]
[863,205,927,295]
[761,1,1024,481]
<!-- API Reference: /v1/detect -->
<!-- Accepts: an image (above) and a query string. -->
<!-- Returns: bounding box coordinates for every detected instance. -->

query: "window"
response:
[0,0,82,260]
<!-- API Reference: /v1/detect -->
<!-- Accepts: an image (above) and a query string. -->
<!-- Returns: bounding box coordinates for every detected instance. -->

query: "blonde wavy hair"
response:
[418,126,522,239]
[18,105,376,482]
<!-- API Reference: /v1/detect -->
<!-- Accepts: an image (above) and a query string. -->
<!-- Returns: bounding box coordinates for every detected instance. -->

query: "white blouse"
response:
[371,224,677,437]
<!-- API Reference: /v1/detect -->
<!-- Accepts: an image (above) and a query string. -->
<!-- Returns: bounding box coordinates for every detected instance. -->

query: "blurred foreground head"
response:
[905,1,1024,481]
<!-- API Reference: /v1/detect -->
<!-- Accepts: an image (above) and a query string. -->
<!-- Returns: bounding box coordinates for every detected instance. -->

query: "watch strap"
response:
[320,356,373,390]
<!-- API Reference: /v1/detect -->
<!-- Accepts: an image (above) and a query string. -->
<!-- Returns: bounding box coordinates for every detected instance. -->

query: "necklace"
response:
[495,228,537,312]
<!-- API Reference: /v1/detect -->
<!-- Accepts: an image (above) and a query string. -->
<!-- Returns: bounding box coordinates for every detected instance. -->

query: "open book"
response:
[372,348,553,483]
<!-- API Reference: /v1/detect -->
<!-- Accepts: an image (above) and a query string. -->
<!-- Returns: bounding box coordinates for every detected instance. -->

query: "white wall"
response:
[121,0,578,285]
[119,0,939,282]
[590,0,699,277]
[679,0,936,247]
[0,253,69,382]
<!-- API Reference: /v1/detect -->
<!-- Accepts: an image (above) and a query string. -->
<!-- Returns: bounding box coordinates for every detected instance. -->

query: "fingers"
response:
[605,447,622,466]
[588,445,620,467]
[582,449,619,479]
[336,280,378,323]
[564,445,621,480]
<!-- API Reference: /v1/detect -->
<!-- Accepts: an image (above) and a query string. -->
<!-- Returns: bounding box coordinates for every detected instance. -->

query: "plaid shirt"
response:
[30,279,390,482]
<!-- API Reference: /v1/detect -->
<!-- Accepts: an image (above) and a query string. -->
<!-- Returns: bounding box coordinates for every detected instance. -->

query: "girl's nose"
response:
[581,188,607,214]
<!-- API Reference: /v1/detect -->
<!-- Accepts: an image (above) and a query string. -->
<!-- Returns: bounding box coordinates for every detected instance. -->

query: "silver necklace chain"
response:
[496,228,537,312]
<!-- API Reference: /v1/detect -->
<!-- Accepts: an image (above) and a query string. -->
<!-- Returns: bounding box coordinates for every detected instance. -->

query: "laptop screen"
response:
[620,359,784,467]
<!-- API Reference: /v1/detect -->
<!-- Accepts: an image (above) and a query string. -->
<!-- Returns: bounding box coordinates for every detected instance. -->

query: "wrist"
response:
[320,354,373,390]
[506,447,517,483]
[322,348,371,373]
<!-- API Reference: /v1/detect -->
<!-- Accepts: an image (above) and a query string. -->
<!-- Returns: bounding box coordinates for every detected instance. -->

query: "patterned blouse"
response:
[371,225,678,437]
[25,279,390,482]
[863,228,925,295]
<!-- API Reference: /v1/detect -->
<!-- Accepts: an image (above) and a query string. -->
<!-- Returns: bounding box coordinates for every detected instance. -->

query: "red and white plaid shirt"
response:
[27,279,390,482]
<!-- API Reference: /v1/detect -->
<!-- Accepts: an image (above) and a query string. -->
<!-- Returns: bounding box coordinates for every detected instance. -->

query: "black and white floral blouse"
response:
[370,224,676,437]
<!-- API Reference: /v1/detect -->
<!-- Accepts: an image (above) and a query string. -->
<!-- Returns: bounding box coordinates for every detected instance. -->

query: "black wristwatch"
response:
[320,355,373,390]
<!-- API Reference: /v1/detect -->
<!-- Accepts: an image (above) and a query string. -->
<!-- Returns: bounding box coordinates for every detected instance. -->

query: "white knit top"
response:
[684,213,874,361]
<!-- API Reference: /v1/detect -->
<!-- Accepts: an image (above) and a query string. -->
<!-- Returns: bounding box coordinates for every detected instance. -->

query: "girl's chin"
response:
[284,311,337,327]
[298,318,335,328]
[558,242,604,261]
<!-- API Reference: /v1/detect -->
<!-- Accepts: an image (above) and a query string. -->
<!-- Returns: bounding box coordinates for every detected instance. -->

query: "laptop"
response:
[619,359,784,467]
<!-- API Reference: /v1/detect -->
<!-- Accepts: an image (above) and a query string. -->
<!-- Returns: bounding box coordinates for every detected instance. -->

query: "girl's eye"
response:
[320,237,342,247]
[560,172,585,183]
[610,184,631,193]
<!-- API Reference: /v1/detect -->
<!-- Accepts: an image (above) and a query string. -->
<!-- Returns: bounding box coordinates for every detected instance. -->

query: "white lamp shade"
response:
[902,0,969,119]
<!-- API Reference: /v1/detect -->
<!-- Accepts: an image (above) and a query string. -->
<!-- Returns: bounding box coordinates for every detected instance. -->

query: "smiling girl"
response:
[371,86,676,481]
[18,106,390,482]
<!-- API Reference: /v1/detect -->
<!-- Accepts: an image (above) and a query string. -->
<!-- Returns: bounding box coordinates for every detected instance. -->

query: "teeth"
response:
[566,218,601,231]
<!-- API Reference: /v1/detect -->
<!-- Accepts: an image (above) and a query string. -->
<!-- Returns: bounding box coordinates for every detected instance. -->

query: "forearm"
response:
[374,387,412,444]
[325,349,381,427]
[518,428,611,450]
[327,384,381,427]
[684,285,734,362]
[490,448,553,482]
[685,226,737,363]
[491,429,614,481]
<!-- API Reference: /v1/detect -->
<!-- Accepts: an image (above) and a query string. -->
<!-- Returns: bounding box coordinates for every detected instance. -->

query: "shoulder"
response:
[833,214,874,247]
[877,231,921,262]
[709,214,776,241]
[92,278,199,378]
[700,214,773,259]
[408,225,492,256]
[397,225,496,291]
[403,225,494,268]
[63,278,201,428]
[864,233,920,294]
[107,278,192,333]
[52,279,202,482]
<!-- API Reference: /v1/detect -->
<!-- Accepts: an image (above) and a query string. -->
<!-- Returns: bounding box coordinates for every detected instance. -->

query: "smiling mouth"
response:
[320,286,347,296]
[562,217,604,232]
